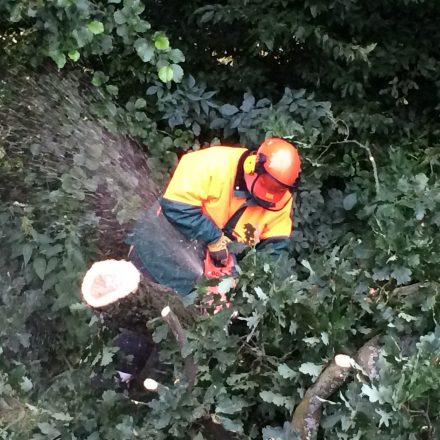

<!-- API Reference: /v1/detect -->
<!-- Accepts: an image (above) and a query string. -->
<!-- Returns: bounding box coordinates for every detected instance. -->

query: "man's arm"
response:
[160,198,222,244]
[160,152,222,244]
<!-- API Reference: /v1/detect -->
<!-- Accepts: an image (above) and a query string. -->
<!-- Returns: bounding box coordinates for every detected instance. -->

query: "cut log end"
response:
[334,354,353,369]
[81,259,141,308]
[144,378,158,391]
[161,306,171,317]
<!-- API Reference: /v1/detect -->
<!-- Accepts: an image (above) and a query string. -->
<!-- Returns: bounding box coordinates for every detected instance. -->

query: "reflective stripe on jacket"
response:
[160,146,294,254]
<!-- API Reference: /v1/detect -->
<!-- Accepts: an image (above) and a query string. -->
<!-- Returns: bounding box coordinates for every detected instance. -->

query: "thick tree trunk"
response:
[81,259,194,329]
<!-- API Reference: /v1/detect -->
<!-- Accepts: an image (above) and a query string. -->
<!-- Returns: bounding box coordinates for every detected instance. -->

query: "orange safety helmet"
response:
[244,138,301,209]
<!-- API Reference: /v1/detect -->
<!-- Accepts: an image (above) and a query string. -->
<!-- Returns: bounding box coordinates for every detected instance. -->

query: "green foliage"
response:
[2,0,440,439]
[148,0,440,140]
[0,0,183,83]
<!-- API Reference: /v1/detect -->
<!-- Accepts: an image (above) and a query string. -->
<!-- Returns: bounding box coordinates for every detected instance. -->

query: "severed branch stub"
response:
[291,336,381,440]
[81,259,193,329]
[161,306,197,390]
[143,378,168,393]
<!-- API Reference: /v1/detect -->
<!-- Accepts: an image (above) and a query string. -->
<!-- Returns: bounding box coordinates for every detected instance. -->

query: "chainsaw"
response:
[203,250,238,313]
[128,202,244,301]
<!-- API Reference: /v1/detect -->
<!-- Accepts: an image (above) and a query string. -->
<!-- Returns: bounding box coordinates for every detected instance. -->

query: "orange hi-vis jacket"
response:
[160,146,294,254]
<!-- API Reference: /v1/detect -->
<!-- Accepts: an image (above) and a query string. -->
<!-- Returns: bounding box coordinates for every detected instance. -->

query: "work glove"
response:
[207,234,231,267]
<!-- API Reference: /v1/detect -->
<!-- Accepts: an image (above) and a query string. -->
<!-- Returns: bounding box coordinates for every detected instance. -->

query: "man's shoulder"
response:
[181,145,247,167]
[189,145,247,157]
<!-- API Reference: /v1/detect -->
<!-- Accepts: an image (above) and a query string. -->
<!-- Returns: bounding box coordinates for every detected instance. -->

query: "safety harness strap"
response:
[222,201,251,240]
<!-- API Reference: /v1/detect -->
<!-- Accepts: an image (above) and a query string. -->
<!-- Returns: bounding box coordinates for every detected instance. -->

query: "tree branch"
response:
[291,336,381,440]
[161,306,197,390]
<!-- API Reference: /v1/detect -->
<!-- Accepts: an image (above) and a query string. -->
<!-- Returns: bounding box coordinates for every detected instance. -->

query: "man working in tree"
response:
[114,138,301,387]
[128,137,301,295]
[160,137,301,267]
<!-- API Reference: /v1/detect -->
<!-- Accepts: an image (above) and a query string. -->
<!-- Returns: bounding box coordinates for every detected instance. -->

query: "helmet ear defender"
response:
[243,154,257,174]
[244,153,268,175]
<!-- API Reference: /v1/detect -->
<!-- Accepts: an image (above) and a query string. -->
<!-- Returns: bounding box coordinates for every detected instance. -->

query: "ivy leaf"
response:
[181,341,193,358]
[102,390,118,407]
[240,93,255,112]
[154,34,170,51]
[48,51,66,69]
[106,85,118,96]
[113,10,125,25]
[150,411,171,430]
[153,324,168,343]
[259,391,293,410]
[134,98,146,109]
[72,27,93,47]
[51,412,73,421]
[171,64,184,83]
[376,408,392,427]
[216,396,246,414]
[278,363,297,379]
[68,50,80,62]
[398,312,417,322]
[158,65,174,83]
[391,266,412,285]
[262,423,296,440]
[303,336,320,346]
[289,321,298,334]
[38,422,61,437]
[343,193,357,210]
[299,362,323,379]
[134,38,154,62]
[361,384,392,404]
[301,259,315,276]
[92,71,109,86]
[87,20,104,35]
[100,347,116,366]
[361,383,381,403]
[254,286,268,301]
[220,104,239,116]
[45,244,63,258]
[192,121,201,136]
[217,277,235,295]
[372,266,391,281]
[262,425,284,439]
[215,415,243,433]
[22,243,33,265]
[169,48,185,63]
[414,173,428,191]
[20,376,33,392]
[33,257,46,280]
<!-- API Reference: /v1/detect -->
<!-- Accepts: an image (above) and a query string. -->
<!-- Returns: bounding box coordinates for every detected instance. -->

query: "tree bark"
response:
[161,306,197,390]
[291,358,352,440]
[291,336,381,440]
